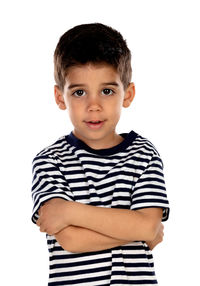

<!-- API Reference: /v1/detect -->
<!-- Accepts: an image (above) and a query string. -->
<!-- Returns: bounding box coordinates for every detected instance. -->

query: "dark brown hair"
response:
[54,23,132,91]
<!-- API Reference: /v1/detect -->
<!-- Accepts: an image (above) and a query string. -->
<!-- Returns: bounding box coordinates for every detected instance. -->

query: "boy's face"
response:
[54,63,135,149]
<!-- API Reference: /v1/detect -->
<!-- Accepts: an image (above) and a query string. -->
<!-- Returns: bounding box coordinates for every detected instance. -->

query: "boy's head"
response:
[54,23,135,149]
[54,23,132,91]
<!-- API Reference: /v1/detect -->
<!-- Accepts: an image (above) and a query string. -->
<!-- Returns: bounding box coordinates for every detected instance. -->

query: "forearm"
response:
[55,226,130,253]
[38,199,162,242]
[69,202,162,241]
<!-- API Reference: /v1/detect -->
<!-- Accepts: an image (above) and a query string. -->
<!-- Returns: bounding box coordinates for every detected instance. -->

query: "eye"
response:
[102,88,114,96]
[73,90,86,97]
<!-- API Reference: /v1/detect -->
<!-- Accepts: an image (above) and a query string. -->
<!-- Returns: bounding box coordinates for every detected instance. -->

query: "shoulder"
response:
[32,135,68,165]
[127,131,164,169]
[134,133,160,156]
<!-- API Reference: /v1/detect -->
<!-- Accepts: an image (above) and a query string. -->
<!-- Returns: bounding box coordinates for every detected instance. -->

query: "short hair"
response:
[54,23,132,91]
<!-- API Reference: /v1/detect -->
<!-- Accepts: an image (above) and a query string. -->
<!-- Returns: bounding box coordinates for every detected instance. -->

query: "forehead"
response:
[65,63,121,83]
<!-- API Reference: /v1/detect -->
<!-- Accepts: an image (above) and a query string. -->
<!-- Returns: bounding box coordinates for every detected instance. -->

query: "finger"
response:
[36,219,40,227]
[39,204,45,213]
[39,225,46,233]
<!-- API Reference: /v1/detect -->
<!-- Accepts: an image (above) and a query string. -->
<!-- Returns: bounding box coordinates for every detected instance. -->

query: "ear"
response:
[123,82,135,108]
[54,85,67,110]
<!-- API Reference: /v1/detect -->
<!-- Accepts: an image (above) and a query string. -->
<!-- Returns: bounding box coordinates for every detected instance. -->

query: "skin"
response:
[36,63,164,253]
[54,62,135,149]
[37,199,163,252]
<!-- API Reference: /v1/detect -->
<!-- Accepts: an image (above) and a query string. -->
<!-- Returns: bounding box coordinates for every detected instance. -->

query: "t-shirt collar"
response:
[66,130,137,156]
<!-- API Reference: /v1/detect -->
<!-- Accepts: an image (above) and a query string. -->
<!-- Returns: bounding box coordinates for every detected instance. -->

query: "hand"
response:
[146,223,164,250]
[36,198,71,235]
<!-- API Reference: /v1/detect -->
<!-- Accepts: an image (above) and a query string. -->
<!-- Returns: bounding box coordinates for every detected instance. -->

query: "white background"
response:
[0,0,199,285]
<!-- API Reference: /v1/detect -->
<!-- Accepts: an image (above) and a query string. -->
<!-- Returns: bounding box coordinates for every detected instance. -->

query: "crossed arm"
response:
[36,199,164,253]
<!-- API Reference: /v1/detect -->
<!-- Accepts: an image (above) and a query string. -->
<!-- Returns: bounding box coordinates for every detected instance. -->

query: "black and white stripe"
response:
[31,130,169,285]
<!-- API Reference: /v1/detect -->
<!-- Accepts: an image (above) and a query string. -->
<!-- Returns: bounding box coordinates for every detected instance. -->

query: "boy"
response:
[32,23,169,285]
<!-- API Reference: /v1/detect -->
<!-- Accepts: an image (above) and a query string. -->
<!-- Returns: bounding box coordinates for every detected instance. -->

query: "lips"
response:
[84,120,105,130]
[86,120,104,123]
[89,121,101,123]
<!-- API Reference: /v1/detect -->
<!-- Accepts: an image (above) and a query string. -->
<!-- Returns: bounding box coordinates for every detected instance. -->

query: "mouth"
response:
[84,120,106,130]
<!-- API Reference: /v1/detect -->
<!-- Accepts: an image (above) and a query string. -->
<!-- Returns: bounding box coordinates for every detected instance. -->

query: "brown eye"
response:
[73,90,86,97]
[102,89,114,96]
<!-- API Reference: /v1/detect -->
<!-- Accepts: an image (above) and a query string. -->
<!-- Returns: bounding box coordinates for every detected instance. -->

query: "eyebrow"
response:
[101,82,120,87]
[68,82,120,89]
[68,84,86,89]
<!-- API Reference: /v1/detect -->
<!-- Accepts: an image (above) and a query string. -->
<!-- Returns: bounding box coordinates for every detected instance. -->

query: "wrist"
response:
[60,200,73,227]
[68,201,87,227]
[66,201,80,226]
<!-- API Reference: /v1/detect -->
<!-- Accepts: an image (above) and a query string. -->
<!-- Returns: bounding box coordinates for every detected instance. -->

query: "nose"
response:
[87,96,102,112]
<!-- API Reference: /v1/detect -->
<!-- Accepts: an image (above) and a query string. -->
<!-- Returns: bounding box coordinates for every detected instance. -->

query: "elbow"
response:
[58,239,75,253]
[63,240,80,253]
[55,227,80,253]
[135,209,162,242]
[54,231,73,253]
[63,244,79,253]
[146,221,160,241]
[147,227,157,242]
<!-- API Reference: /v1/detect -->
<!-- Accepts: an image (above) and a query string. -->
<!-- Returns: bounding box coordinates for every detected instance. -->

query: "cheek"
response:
[68,102,83,120]
[108,101,122,121]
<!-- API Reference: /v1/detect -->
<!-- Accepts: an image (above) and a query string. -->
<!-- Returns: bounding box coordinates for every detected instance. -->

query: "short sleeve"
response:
[131,153,169,221]
[31,154,74,224]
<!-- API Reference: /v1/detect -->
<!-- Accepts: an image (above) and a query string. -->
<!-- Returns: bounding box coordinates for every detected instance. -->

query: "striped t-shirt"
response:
[31,130,169,285]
